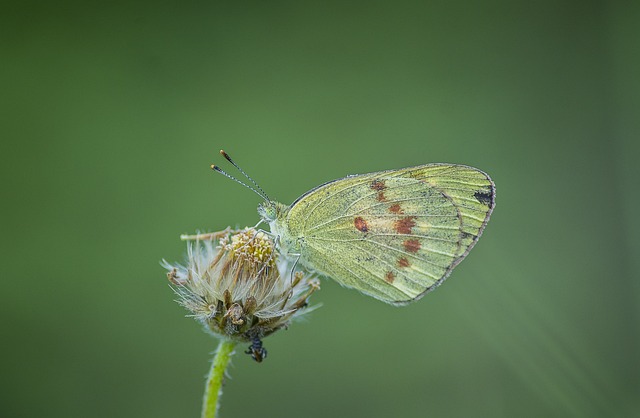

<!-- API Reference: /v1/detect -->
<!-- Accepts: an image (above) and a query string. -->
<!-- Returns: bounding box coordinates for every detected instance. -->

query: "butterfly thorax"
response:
[258,201,299,256]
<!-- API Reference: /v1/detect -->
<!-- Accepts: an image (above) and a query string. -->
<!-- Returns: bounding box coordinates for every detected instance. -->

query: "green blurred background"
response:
[2,1,639,417]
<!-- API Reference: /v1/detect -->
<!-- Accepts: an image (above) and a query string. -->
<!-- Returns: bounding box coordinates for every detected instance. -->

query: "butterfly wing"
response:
[285,164,495,305]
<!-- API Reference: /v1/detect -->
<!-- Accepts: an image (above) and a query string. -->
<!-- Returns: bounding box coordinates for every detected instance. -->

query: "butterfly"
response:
[213,151,495,305]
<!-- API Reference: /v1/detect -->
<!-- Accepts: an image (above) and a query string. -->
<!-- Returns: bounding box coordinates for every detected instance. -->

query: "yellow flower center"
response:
[225,229,276,268]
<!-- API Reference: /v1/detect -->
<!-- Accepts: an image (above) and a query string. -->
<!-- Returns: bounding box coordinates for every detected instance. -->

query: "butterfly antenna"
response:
[211,164,269,201]
[220,150,271,202]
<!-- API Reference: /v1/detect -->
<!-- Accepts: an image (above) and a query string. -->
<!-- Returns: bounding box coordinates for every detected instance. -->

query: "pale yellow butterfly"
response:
[213,151,495,305]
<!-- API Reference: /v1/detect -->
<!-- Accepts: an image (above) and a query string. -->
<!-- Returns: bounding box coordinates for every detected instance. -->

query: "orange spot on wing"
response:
[354,216,369,232]
[371,179,386,191]
[389,204,403,214]
[385,271,395,283]
[394,216,417,234]
[370,179,387,201]
[398,257,410,268]
[403,239,421,253]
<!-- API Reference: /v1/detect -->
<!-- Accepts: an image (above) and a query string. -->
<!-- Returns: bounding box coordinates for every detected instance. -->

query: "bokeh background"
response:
[2,1,639,417]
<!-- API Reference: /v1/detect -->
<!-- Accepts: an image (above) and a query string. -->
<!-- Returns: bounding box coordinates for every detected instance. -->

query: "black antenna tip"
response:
[211,164,220,171]
[220,150,233,162]
[213,149,271,202]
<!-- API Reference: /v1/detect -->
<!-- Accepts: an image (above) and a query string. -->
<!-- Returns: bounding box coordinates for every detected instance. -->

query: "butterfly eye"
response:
[258,202,277,222]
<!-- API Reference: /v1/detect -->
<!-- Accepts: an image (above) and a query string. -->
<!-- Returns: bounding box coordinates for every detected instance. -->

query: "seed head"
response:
[163,228,320,361]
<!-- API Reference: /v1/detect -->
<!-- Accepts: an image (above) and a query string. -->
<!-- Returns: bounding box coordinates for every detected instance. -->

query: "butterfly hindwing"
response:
[284,164,495,304]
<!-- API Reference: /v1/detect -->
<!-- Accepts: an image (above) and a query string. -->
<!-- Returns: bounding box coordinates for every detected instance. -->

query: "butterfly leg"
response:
[289,253,301,284]
[272,252,303,311]
[255,227,278,242]
[251,229,286,256]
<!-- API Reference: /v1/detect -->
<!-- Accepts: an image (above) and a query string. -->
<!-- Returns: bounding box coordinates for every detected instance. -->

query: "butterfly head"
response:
[210,150,291,243]
[258,200,295,252]
[257,201,286,224]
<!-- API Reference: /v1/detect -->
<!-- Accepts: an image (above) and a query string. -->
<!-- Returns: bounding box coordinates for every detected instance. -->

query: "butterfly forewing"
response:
[285,164,495,304]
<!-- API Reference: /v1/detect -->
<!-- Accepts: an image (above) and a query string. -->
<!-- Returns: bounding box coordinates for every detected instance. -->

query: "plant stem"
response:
[202,339,236,418]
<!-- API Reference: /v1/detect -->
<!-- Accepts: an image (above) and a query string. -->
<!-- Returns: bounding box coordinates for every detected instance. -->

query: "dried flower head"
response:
[163,228,320,362]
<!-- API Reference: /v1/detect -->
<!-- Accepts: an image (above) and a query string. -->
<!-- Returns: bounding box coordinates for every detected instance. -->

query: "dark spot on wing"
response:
[385,271,395,283]
[354,216,369,232]
[389,203,403,214]
[398,257,410,268]
[369,180,387,201]
[474,187,494,208]
[403,239,421,253]
[460,231,477,241]
[394,216,417,234]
